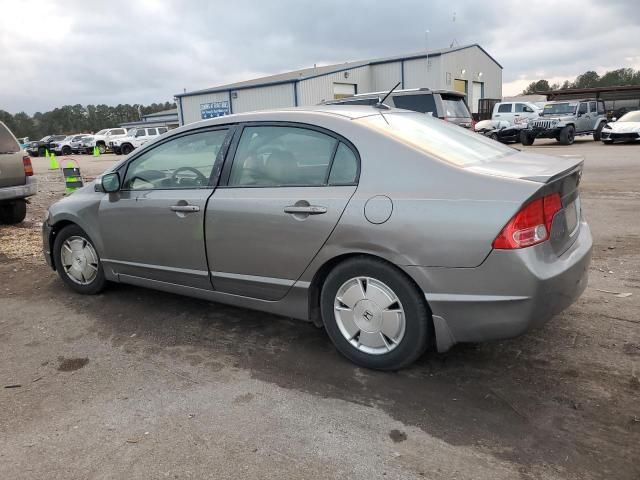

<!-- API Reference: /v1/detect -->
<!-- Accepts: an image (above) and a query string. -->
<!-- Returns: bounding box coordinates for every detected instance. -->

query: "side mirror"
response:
[96,172,121,193]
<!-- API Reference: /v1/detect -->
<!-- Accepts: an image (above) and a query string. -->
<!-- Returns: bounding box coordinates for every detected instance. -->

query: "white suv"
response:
[492,101,541,126]
[87,128,130,154]
[110,127,168,155]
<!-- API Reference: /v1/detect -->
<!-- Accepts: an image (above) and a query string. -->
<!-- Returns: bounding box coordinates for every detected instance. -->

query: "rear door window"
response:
[146,128,158,135]
[440,95,472,118]
[0,123,20,154]
[392,94,437,114]
[228,126,338,187]
[578,103,588,115]
[498,103,512,113]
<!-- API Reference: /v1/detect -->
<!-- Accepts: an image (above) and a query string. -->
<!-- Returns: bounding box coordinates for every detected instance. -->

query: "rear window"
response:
[392,94,437,114]
[497,103,512,113]
[0,122,20,154]
[361,112,515,167]
[440,95,471,119]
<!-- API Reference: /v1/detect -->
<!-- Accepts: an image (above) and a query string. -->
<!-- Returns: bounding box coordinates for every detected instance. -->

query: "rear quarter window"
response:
[0,123,20,153]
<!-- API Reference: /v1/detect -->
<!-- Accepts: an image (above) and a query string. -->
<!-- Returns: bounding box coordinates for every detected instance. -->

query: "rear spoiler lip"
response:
[523,156,584,184]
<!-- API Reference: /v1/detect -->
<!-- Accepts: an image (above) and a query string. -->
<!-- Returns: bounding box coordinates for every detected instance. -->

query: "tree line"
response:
[522,68,640,95]
[0,102,177,140]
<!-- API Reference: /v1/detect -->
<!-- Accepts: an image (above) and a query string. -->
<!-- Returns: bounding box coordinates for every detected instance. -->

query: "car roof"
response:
[324,88,465,103]
[169,105,414,135]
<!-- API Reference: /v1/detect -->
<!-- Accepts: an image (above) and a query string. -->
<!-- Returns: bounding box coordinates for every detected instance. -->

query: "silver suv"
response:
[521,99,607,145]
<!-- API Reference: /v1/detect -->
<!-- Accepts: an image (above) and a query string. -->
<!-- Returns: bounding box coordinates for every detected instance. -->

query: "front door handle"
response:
[284,205,327,215]
[170,204,200,213]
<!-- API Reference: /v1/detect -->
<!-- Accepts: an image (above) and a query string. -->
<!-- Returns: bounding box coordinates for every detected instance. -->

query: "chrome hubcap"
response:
[334,277,405,355]
[61,236,99,285]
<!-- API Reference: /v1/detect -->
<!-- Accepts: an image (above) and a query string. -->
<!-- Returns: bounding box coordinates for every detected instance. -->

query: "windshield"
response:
[441,95,471,118]
[95,129,108,135]
[362,112,515,166]
[542,103,577,116]
[618,111,640,122]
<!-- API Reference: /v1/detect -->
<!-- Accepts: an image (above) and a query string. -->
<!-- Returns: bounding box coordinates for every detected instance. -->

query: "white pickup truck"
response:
[0,122,37,224]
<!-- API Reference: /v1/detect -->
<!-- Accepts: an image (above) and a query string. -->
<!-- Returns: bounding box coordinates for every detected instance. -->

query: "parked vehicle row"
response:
[0,122,37,224]
[43,105,592,370]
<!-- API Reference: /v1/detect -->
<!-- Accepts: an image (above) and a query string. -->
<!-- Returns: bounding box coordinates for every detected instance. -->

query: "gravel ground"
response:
[1,141,639,479]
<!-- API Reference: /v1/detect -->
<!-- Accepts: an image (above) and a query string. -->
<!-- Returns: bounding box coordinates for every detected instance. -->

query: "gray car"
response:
[42,106,592,370]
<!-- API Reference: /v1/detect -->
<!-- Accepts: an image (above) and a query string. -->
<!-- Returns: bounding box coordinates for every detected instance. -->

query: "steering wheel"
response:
[171,167,208,187]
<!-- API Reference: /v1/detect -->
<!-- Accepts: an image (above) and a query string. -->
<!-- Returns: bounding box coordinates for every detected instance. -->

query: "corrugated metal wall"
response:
[231,83,295,112]
[403,56,443,89]
[371,62,402,91]
[297,66,372,105]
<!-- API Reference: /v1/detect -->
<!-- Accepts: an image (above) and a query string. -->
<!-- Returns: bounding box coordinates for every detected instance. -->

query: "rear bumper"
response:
[403,221,592,352]
[0,177,38,201]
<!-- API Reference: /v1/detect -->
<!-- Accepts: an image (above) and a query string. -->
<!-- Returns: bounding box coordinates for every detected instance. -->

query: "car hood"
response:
[608,121,640,133]
[466,151,583,184]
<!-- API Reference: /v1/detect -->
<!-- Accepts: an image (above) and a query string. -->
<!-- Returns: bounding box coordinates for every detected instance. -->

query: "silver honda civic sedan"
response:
[42,106,592,370]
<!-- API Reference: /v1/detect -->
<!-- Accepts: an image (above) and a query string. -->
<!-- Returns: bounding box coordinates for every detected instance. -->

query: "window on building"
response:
[333,83,356,100]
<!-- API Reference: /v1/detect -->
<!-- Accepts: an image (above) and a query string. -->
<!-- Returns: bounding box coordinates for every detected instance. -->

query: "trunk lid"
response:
[469,151,584,256]
[0,122,26,188]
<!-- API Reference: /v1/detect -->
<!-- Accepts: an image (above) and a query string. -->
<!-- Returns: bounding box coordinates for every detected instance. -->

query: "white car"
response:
[492,101,541,126]
[601,111,640,144]
[110,127,168,155]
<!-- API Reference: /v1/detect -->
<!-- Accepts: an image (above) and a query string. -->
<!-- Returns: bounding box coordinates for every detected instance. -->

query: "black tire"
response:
[559,125,575,145]
[490,133,499,141]
[96,143,106,154]
[38,147,46,157]
[62,146,72,156]
[121,144,133,155]
[602,139,614,145]
[320,256,431,370]
[593,122,606,141]
[520,131,534,146]
[0,199,27,224]
[52,224,106,295]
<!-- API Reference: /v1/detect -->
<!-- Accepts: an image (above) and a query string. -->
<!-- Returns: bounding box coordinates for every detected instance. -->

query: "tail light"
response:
[493,193,562,249]
[23,155,34,176]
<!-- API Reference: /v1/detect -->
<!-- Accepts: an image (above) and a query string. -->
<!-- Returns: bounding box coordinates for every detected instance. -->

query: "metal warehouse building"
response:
[175,44,502,125]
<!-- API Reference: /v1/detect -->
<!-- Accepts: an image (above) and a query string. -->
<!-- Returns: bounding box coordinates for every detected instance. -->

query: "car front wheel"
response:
[321,257,431,370]
[593,122,606,141]
[520,131,534,146]
[53,224,106,294]
[559,125,575,145]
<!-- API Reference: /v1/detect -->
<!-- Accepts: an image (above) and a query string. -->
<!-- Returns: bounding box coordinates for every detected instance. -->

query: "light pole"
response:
[425,29,430,72]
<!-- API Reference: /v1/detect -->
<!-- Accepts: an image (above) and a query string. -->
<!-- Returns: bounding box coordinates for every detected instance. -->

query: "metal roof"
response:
[539,85,640,101]
[175,44,501,98]
[143,108,178,117]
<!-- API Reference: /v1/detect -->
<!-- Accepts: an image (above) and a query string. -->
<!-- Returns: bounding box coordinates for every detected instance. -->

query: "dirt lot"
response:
[1,140,639,479]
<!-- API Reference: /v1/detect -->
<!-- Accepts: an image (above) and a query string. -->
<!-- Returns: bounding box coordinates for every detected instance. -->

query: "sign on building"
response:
[200,101,230,119]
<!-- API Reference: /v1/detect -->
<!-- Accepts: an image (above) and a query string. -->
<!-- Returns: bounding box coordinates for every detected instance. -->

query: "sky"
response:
[1,0,639,114]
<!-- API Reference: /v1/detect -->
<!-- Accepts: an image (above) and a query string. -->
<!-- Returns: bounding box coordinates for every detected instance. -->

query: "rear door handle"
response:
[170,205,200,213]
[284,205,327,215]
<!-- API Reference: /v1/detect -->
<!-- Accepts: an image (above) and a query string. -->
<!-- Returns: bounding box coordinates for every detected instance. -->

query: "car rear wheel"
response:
[53,224,106,295]
[96,144,106,154]
[559,125,575,145]
[62,146,72,156]
[593,122,606,141]
[0,199,27,224]
[121,144,133,155]
[321,257,431,370]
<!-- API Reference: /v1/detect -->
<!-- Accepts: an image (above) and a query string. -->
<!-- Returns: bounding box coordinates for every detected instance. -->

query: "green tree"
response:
[522,79,551,94]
